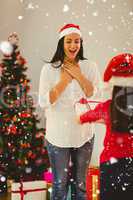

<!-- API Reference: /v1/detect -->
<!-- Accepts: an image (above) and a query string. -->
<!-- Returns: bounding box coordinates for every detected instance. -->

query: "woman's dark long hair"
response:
[49,37,87,68]
[110,85,133,133]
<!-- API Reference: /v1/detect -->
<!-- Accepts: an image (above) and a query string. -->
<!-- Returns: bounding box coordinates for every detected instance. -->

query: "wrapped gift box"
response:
[86,166,100,200]
[11,180,47,200]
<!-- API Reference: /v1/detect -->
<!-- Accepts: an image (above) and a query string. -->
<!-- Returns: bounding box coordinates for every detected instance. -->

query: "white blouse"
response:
[39,60,102,147]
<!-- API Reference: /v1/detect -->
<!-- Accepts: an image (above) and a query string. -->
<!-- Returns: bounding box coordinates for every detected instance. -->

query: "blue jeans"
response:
[46,137,94,200]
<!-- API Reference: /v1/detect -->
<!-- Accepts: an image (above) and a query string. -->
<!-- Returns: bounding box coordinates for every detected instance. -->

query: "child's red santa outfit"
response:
[79,53,133,200]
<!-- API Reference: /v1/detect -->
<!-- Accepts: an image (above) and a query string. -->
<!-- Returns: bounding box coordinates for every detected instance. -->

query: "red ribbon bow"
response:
[12,181,47,200]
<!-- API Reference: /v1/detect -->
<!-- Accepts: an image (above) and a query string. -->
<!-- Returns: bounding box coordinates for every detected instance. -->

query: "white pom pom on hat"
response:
[59,23,82,39]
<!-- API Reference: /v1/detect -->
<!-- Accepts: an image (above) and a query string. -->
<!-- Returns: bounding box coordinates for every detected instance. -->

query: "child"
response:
[77,53,133,200]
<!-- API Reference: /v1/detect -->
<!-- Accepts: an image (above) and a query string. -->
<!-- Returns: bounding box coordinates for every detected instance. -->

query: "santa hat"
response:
[104,53,133,82]
[59,23,82,39]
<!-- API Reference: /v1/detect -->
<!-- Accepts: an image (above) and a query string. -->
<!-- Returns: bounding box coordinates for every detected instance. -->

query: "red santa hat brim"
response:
[59,23,82,39]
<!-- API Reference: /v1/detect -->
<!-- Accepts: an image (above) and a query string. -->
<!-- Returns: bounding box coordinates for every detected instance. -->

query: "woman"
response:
[77,53,133,200]
[39,23,102,200]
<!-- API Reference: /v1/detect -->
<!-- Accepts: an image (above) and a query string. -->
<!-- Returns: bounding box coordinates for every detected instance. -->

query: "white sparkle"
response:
[70,178,74,182]
[25,167,32,173]
[63,4,69,12]
[86,0,94,5]
[113,48,118,52]
[125,54,130,62]
[110,157,118,164]
[88,31,93,36]
[78,182,83,187]
[48,187,52,193]
[27,3,34,9]
[92,11,98,17]
[18,16,23,20]
[111,4,116,9]
[45,13,49,17]
[97,190,100,195]
[108,16,112,20]
[129,129,133,134]
[0,176,6,182]
[122,186,126,191]
[129,11,133,16]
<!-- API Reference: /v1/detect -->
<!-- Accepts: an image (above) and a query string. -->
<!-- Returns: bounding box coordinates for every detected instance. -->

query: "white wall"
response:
[0,0,133,165]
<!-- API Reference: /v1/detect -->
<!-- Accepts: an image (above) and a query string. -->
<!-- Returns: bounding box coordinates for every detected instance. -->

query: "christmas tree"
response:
[0,33,49,194]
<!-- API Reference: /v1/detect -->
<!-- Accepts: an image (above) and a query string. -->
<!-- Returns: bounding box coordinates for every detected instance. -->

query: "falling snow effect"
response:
[63,4,70,12]
[18,15,23,20]
[102,0,107,2]
[45,13,49,17]
[27,3,34,10]
[1,0,133,198]
[86,0,95,5]
[15,0,133,57]
[92,11,99,17]
[109,157,118,164]
[88,31,93,36]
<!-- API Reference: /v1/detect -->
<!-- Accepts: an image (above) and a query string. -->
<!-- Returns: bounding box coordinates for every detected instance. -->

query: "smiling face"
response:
[64,33,81,61]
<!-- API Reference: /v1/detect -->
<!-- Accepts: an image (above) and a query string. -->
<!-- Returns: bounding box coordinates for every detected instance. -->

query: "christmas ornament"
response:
[16,55,26,65]
[25,167,32,174]
[7,124,17,135]
[8,32,19,46]
[0,174,7,194]
[36,132,44,138]
[35,158,43,166]
[0,41,13,56]
[20,142,30,148]
[19,112,31,118]
[27,151,33,158]
[16,159,23,165]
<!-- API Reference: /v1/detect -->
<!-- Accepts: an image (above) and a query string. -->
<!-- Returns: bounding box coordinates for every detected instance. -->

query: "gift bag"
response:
[11,180,47,200]
[86,167,100,200]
